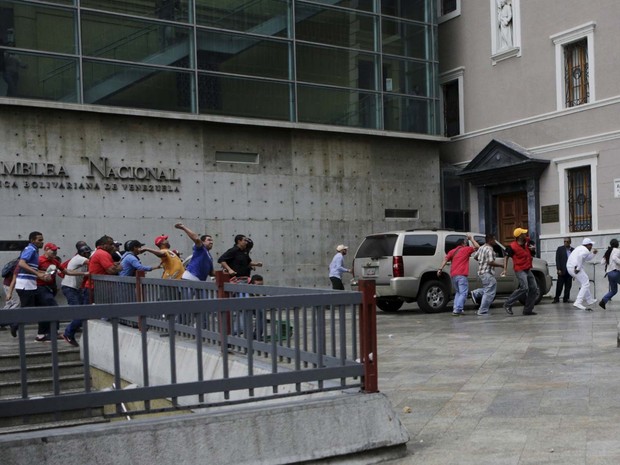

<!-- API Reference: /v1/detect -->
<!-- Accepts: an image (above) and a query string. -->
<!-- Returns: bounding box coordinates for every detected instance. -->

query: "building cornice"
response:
[446,95,620,143]
[0,98,447,143]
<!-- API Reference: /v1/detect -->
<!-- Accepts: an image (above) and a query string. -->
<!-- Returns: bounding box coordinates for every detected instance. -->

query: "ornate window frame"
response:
[555,152,598,234]
[490,0,521,64]
[550,21,596,111]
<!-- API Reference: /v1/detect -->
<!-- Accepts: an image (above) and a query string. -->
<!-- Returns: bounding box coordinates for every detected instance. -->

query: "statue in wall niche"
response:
[497,0,513,50]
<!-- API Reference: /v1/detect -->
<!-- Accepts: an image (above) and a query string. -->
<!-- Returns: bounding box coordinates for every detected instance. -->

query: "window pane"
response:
[568,166,592,232]
[441,0,457,15]
[296,3,376,51]
[382,18,429,60]
[83,60,192,112]
[383,94,434,133]
[383,57,430,96]
[296,44,377,90]
[564,39,589,107]
[197,30,289,79]
[198,74,291,121]
[381,0,430,22]
[1,52,77,101]
[0,1,76,54]
[80,0,190,22]
[444,234,466,253]
[195,0,289,37]
[355,235,398,258]
[307,0,374,12]
[403,234,437,256]
[297,84,378,129]
[442,79,459,136]
[81,12,191,68]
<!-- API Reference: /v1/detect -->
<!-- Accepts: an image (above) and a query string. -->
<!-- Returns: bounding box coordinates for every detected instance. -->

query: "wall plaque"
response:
[541,204,559,223]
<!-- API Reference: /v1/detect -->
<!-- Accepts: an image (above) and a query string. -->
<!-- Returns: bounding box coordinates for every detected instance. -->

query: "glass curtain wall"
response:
[0,0,439,135]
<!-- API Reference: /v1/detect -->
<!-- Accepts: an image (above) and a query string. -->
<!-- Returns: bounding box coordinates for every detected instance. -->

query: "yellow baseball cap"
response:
[513,227,528,238]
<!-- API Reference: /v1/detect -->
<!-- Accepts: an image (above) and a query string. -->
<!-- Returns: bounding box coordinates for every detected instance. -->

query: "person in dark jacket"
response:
[553,237,574,303]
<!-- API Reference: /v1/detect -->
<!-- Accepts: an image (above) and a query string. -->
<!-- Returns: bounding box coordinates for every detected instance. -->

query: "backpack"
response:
[1,257,20,278]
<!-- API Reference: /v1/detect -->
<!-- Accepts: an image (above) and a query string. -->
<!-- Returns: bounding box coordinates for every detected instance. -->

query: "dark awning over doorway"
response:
[458,139,549,186]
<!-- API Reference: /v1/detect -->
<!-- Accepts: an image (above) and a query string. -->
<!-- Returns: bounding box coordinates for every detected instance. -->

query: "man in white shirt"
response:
[566,238,598,311]
[61,245,91,346]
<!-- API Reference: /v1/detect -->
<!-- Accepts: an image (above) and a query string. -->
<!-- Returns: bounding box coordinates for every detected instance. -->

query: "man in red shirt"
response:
[438,234,480,316]
[85,235,121,296]
[502,228,539,316]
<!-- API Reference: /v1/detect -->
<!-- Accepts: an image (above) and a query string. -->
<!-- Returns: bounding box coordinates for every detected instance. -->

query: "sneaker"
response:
[573,302,586,311]
[452,311,463,316]
[599,300,607,310]
[523,311,538,316]
[477,311,489,316]
[503,302,513,315]
[35,334,51,342]
[62,334,79,347]
[586,299,598,306]
[470,292,480,306]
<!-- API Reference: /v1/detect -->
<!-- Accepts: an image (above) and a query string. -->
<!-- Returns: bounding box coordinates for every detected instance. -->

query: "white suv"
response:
[351,230,552,313]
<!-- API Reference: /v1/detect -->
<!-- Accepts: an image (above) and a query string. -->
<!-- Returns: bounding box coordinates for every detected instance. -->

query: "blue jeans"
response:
[473,273,497,314]
[602,270,620,303]
[62,286,88,338]
[451,275,468,312]
[505,270,538,313]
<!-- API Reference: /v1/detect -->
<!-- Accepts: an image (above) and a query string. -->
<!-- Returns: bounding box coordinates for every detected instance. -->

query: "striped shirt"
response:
[474,244,497,276]
[15,243,39,291]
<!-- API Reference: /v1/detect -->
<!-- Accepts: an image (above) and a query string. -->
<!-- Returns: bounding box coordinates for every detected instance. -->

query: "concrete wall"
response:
[0,391,409,465]
[0,103,442,288]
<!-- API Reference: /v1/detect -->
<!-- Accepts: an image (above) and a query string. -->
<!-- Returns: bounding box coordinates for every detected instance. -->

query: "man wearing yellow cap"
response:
[502,227,539,316]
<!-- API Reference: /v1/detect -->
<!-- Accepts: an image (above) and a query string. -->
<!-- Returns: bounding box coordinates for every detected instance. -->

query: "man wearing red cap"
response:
[153,234,185,279]
[502,227,539,316]
[34,242,88,341]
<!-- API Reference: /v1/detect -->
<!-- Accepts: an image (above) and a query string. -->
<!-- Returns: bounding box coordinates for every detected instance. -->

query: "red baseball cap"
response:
[155,235,169,247]
[44,243,60,251]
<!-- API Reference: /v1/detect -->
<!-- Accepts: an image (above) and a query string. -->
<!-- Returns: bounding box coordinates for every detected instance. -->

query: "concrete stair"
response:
[0,336,109,433]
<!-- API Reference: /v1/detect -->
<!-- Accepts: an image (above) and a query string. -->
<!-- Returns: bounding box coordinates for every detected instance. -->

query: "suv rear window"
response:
[403,234,437,256]
[355,235,398,258]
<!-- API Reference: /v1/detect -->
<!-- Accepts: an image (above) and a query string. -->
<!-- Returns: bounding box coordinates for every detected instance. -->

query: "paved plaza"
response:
[377,298,620,465]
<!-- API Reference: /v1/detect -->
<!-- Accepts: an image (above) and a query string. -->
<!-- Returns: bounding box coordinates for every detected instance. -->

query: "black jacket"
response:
[555,245,574,273]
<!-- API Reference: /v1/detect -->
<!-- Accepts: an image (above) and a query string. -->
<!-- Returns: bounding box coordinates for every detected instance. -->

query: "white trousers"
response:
[568,269,592,304]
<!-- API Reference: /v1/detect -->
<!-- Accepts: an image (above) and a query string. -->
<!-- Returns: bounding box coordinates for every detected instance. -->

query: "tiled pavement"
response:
[378,298,620,465]
[3,299,620,464]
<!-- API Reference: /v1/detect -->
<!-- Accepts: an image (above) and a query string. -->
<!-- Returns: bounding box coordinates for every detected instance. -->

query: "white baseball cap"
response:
[336,244,348,252]
[582,238,595,246]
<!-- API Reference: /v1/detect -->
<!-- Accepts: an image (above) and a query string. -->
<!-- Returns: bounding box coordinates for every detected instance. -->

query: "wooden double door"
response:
[497,192,528,245]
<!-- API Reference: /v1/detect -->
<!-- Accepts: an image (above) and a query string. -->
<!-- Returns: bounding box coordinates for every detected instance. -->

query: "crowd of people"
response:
[439,227,618,316]
[4,225,620,344]
[1,224,264,346]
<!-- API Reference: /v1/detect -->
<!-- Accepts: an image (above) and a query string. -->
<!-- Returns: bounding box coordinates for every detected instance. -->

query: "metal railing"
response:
[0,272,377,421]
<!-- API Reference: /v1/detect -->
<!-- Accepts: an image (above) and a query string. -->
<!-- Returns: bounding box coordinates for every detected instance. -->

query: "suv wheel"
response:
[376,298,404,313]
[417,280,449,313]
